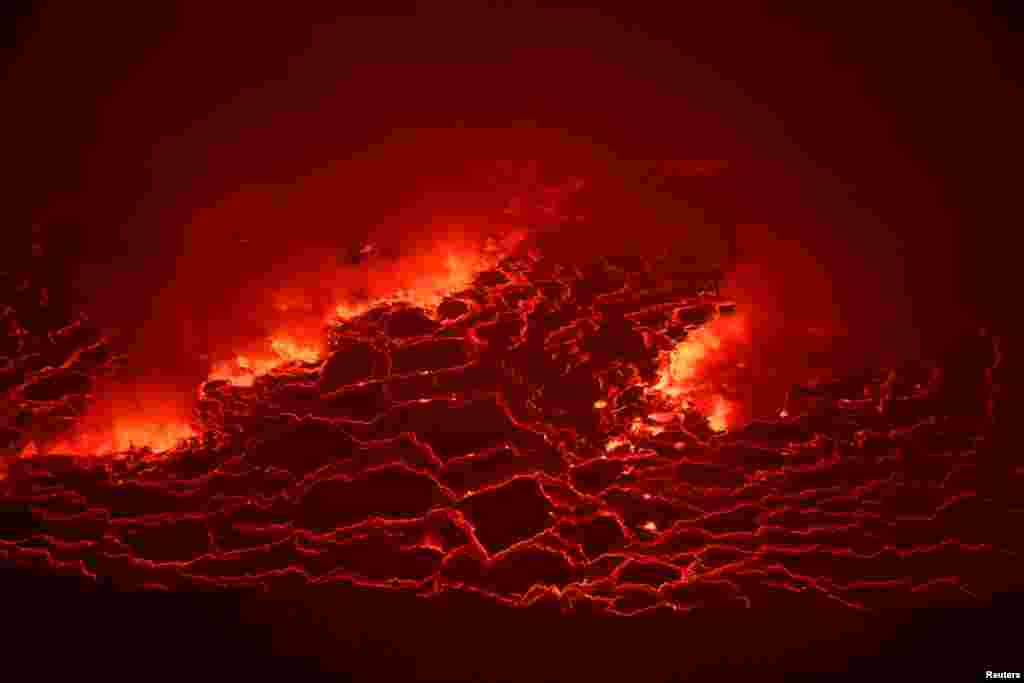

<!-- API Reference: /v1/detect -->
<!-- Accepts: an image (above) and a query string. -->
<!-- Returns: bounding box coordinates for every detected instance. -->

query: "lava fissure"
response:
[2,238,1017,613]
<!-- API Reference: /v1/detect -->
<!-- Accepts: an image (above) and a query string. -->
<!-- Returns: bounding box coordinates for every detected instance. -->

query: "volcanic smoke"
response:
[2,7,1017,678]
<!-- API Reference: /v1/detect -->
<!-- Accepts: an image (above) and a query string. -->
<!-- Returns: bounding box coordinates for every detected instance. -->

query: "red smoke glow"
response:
[651,309,751,431]
[36,385,197,457]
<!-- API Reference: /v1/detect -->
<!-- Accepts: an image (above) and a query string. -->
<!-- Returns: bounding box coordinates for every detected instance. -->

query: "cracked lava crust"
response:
[1,241,1020,615]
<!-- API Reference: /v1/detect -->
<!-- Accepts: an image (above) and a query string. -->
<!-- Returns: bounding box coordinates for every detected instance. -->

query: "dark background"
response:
[5,3,1020,360]
[4,566,1024,681]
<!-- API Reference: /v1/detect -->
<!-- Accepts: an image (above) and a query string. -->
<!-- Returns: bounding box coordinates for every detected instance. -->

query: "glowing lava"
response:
[270,337,321,363]
[705,394,731,432]
[30,414,195,458]
[209,334,324,387]
[9,175,576,466]
[650,306,749,432]
[605,436,629,452]
[209,231,529,391]
[333,234,527,321]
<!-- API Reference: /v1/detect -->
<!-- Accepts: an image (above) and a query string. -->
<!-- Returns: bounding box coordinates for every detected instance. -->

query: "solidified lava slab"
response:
[1,245,1020,615]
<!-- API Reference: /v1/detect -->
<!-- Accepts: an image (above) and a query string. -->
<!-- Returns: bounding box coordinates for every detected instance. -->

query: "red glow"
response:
[650,307,750,431]
[705,394,732,432]
[44,420,195,457]
[210,228,528,389]
[20,222,538,458]
[33,391,196,457]
[209,334,324,387]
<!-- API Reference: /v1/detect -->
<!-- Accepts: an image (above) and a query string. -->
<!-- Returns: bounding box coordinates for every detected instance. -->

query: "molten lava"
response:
[46,420,195,457]
[4,229,1012,621]
[29,393,197,458]
[208,334,324,388]
[705,394,732,432]
[210,231,528,391]
[650,307,750,431]
[271,337,321,364]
